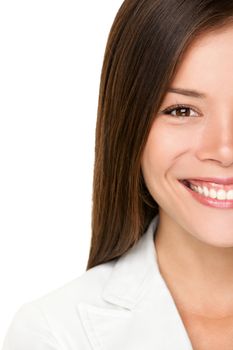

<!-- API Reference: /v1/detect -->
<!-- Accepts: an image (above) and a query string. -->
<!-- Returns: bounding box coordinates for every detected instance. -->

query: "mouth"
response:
[179,178,233,191]
[180,179,192,189]
[178,179,233,209]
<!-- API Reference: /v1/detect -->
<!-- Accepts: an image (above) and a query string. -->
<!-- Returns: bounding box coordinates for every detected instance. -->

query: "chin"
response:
[195,234,233,249]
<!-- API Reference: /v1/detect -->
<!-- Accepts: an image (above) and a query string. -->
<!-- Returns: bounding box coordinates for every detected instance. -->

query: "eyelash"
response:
[161,104,200,119]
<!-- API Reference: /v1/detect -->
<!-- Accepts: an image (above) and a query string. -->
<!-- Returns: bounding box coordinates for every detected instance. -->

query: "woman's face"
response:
[141,25,233,247]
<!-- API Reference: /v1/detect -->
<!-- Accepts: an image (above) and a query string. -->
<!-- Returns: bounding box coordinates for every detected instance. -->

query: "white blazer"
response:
[2,215,193,350]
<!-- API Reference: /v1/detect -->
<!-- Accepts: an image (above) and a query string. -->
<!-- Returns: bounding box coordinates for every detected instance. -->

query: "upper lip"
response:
[182,177,233,185]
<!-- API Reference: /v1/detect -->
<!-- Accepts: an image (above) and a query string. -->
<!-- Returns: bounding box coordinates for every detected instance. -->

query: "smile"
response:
[180,179,233,209]
[183,179,233,200]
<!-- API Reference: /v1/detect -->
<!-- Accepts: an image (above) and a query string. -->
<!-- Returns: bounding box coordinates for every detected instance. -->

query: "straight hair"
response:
[86,0,233,270]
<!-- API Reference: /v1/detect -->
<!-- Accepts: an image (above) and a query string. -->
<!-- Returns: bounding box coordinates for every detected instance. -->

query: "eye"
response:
[160,104,200,118]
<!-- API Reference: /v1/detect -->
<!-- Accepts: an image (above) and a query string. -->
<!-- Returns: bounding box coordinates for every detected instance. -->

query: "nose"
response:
[195,114,233,167]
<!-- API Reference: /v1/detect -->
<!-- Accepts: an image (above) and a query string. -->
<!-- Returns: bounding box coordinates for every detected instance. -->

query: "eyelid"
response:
[160,103,201,117]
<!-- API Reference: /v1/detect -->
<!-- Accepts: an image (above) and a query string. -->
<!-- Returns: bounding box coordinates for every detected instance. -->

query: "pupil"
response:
[179,108,188,116]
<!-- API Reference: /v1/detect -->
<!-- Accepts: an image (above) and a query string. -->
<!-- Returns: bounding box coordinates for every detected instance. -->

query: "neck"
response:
[154,210,233,319]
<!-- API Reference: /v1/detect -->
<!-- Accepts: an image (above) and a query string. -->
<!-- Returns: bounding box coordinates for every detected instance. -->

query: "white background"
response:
[0,0,123,345]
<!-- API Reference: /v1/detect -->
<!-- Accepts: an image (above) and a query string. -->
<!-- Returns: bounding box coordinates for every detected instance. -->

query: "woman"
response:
[3,0,233,349]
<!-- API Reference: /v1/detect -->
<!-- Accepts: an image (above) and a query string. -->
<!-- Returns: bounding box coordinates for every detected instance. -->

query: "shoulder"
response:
[33,258,116,310]
[2,260,116,350]
[2,216,158,349]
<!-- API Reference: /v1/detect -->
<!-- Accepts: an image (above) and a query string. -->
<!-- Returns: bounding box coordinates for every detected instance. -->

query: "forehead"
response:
[170,25,233,101]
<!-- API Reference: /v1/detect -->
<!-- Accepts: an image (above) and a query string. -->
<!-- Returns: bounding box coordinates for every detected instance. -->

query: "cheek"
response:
[141,122,179,174]
[141,120,191,192]
[142,119,194,167]
[140,128,167,193]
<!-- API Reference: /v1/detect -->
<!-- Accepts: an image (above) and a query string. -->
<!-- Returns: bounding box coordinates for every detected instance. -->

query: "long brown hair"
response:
[86,0,233,270]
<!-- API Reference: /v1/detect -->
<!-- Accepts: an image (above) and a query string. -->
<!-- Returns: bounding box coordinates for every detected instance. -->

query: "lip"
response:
[179,180,233,209]
[182,177,233,185]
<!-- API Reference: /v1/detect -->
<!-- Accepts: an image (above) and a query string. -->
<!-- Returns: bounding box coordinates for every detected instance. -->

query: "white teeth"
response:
[203,186,209,197]
[209,188,217,199]
[217,189,226,200]
[226,190,233,200]
[190,183,233,200]
[197,186,203,195]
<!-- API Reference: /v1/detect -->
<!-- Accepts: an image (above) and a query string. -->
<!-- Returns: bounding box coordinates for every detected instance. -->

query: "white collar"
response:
[102,215,161,309]
[78,215,193,350]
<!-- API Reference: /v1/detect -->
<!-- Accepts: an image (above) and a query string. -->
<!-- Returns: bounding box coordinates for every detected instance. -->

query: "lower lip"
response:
[180,181,233,209]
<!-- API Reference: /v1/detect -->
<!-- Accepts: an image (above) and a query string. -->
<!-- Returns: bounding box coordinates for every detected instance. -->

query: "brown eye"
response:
[161,104,199,118]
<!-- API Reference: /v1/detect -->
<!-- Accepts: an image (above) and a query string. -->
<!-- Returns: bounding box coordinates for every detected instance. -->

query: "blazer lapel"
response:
[78,216,193,350]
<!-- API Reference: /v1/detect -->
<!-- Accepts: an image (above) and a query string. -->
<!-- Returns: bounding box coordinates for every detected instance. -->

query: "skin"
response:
[141,24,233,346]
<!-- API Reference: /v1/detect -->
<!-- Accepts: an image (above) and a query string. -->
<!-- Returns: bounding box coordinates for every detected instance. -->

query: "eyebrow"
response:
[167,87,207,99]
